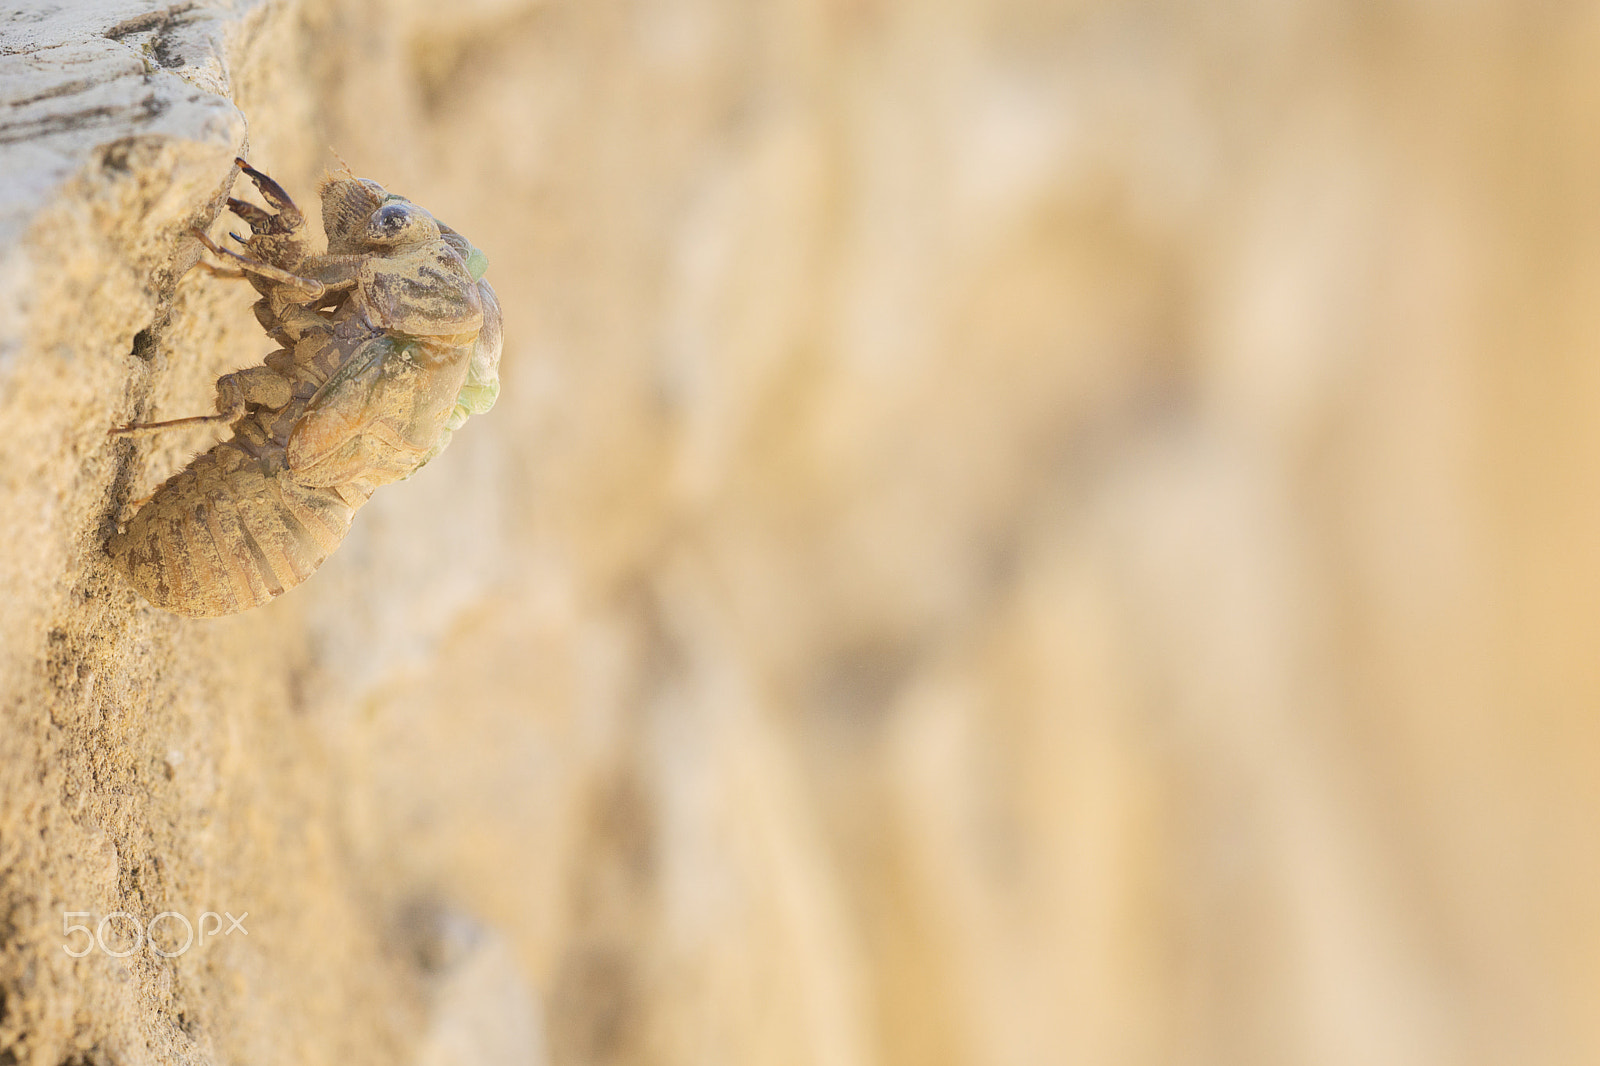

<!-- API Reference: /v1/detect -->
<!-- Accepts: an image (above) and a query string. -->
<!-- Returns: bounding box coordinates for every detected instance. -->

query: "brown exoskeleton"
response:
[108,159,502,616]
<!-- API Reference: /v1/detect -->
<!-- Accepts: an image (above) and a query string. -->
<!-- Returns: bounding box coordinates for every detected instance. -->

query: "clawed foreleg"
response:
[235,158,301,220]
[226,196,283,236]
[192,229,326,301]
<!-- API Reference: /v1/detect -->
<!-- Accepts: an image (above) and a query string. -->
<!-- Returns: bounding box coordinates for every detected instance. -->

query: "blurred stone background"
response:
[1,0,1597,1063]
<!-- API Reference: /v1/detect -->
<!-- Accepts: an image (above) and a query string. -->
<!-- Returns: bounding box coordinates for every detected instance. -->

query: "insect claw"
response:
[228,196,277,233]
[229,231,249,246]
[235,159,301,218]
[192,226,323,296]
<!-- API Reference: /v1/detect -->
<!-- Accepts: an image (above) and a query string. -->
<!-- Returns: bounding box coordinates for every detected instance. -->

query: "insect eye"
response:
[369,202,418,241]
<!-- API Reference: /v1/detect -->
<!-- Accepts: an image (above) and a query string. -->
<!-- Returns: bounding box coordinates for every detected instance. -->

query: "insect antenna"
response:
[328,146,356,180]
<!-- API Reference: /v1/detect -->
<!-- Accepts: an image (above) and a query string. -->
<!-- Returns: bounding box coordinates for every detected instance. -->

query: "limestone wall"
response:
[2,2,1597,1064]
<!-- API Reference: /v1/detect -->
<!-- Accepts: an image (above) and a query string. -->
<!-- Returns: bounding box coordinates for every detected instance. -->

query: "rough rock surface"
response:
[4,1,1600,1065]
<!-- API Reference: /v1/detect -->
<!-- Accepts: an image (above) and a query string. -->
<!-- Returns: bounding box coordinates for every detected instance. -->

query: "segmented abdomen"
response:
[109,437,373,617]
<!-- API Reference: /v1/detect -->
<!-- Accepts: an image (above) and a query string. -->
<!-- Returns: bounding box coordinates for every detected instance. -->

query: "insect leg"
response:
[193,230,325,300]
[227,197,287,235]
[108,404,245,438]
[195,259,250,281]
[234,158,304,226]
[111,361,283,439]
[216,365,293,411]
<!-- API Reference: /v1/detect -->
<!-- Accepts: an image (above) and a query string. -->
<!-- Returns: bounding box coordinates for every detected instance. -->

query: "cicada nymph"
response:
[108,159,502,617]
